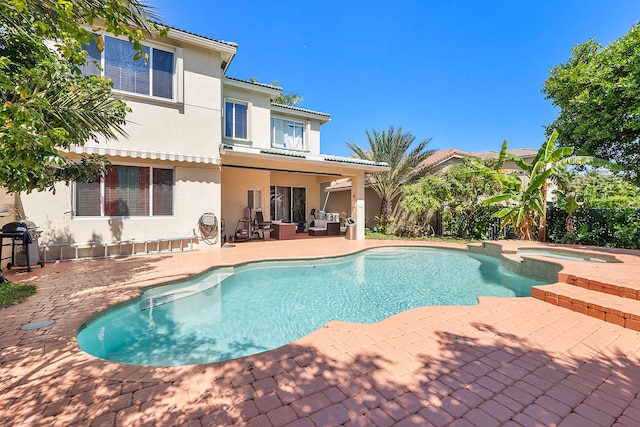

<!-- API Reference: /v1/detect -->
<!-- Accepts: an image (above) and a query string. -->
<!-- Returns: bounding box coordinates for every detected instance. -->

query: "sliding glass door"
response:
[270,186,306,223]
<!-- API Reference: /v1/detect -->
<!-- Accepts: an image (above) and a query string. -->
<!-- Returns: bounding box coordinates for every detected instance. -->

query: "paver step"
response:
[532,282,640,331]
[558,273,640,300]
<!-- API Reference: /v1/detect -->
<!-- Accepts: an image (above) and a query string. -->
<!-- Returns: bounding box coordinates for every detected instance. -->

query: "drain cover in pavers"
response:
[20,319,55,330]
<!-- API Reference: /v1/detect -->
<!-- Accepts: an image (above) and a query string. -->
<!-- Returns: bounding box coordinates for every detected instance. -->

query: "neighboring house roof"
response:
[473,148,538,160]
[324,148,478,193]
[508,148,539,158]
[421,149,477,169]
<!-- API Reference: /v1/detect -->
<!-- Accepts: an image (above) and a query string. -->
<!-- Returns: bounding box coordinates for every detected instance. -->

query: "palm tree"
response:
[249,78,303,106]
[273,91,303,106]
[471,130,619,240]
[346,126,435,228]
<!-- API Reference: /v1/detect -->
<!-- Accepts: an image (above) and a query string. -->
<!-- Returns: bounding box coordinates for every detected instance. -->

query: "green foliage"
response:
[547,207,640,249]
[347,126,434,225]
[0,281,37,308]
[401,158,500,238]
[364,228,479,243]
[440,204,512,240]
[373,214,393,234]
[0,0,166,193]
[543,23,640,182]
[467,130,619,240]
[573,170,640,208]
[274,92,303,107]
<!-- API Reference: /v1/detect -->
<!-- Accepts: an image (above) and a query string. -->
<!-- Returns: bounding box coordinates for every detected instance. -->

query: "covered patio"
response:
[220,144,388,242]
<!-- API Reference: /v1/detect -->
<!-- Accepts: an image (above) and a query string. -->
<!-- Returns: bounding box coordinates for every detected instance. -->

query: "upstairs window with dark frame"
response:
[74,165,174,217]
[81,36,175,100]
[225,100,248,140]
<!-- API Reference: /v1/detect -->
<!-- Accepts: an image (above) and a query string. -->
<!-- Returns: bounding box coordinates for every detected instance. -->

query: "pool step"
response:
[139,270,234,310]
[531,282,640,331]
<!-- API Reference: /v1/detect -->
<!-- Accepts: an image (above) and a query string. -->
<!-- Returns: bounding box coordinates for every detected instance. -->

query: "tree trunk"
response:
[380,196,393,219]
[538,183,547,242]
[515,214,534,240]
[564,213,576,244]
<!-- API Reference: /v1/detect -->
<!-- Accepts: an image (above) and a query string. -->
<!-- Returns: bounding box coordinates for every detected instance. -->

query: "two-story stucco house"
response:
[2,25,386,262]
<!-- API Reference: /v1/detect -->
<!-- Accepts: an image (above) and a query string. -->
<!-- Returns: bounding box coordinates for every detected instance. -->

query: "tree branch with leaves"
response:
[0,0,167,194]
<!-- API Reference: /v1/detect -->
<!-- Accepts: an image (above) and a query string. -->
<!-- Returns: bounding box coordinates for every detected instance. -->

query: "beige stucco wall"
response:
[91,41,224,159]
[220,166,270,239]
[13,35,229,258]
[307,121,321,155]
[222,86,272,149]
[222,83,324,155]
[19,160,220,248]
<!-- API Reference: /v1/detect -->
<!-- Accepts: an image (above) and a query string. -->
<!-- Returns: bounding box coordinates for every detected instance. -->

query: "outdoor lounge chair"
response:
[253,211,272,239]
[308,219,328,236]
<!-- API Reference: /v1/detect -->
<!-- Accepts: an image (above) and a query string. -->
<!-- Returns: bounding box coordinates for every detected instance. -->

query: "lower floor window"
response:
[75,165,174,217]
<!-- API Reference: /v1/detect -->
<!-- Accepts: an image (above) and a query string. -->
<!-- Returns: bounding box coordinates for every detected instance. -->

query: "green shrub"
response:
[547,207,640,249]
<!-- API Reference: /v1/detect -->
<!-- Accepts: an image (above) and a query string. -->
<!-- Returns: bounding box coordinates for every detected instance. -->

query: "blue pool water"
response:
[77,247,544,366]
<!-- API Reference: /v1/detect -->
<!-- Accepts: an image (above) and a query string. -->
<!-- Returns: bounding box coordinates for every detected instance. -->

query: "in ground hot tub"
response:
[516,248,618,263]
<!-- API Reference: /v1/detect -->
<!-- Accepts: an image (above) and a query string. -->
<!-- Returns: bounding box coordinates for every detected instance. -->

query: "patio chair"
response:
[253,211,272,239]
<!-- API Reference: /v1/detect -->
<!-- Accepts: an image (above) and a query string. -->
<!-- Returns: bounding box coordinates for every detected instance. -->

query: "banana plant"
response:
[468,130,620,240]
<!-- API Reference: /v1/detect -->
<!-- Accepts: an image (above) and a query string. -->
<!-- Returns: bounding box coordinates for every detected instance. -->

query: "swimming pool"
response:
[77,247,545,366]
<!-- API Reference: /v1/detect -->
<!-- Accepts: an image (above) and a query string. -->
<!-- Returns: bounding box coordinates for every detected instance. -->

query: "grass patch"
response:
[0,281,37,309]
[364,230,480,244]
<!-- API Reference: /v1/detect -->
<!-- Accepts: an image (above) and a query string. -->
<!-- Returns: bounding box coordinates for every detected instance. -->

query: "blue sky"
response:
[153,0,640,157]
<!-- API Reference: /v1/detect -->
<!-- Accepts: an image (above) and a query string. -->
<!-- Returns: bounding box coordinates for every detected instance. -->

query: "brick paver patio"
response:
[1,238,640,426]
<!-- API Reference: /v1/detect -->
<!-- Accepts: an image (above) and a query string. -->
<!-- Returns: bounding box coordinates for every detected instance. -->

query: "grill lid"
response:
[2,221,35,233]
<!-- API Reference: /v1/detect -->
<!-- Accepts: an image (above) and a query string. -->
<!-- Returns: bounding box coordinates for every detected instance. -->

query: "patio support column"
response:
[350,172,366,240]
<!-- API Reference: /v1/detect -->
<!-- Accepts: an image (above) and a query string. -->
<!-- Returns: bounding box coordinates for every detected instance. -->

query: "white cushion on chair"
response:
[313,220,327,229]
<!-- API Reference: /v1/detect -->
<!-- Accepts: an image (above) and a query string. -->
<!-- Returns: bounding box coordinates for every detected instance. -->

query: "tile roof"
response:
[167,25,238,48]
[473,148,538,160]
[324,148,478,192]
[421,148,477,169]
[220,144,388,170]
[225,76,282,91]
[271,103,332,118]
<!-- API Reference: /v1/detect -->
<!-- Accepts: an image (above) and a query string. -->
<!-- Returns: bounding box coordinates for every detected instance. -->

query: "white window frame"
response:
[73,165,175,218]
[271,117,306,150]
[247,189,262,212]
[82,34,180,102]
[224,98,249,141]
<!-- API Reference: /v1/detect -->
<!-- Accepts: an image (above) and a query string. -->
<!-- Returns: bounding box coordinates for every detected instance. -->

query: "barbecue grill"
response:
[0,221,44,272]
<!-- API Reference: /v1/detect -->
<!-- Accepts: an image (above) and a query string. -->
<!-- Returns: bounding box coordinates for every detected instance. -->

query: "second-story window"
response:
[81,36,175,100]
[225,101,248,140]
[271,118,305,150]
